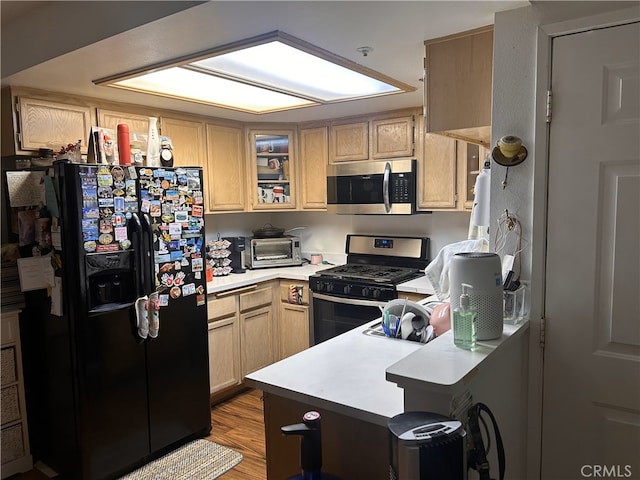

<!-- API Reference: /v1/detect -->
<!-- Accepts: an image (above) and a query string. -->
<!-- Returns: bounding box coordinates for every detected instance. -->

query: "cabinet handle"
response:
[215,284,257,297]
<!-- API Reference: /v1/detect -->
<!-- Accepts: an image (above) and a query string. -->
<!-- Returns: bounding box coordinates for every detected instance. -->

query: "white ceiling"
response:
[1,1,530,123]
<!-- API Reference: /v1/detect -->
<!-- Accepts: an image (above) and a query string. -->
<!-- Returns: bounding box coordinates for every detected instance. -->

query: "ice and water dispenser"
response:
[85,251,136,310]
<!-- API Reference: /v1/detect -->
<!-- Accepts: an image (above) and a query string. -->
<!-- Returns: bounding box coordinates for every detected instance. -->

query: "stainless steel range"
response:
[309,235,430,344]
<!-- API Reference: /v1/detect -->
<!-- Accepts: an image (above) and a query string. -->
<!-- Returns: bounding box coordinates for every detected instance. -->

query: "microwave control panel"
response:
[391,174,413,202]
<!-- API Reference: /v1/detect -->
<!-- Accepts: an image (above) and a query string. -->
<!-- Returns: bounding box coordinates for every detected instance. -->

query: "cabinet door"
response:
[371,115,414,159]
[460,142,483,210]
[278,303,309,360]
[418,133,457,210]
[424,26,493,146]
[329,121,368,163]
[159,117,206,169]
[299,126,328,210]
[208,318,241,394]
[240,306,274,376]
[249,130,296,210]
[206,123,246,212]
[97,109,150,135]
[18,97,92,153]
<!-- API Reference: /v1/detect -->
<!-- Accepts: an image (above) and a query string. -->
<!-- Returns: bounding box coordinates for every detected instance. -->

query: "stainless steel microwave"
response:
[326,159,416,214]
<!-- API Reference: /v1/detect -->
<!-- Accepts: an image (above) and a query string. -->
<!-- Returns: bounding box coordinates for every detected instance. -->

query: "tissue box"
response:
[503,285,526,324]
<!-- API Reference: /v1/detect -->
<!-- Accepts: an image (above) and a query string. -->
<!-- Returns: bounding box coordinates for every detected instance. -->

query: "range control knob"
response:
[362,287,370,297]
[372,289,382,299]
[343,285,351,295]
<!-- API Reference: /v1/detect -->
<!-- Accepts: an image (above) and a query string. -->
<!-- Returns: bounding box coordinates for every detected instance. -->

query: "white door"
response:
[542,21,640,479]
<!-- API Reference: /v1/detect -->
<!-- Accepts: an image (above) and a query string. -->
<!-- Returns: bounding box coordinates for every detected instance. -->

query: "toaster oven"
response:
[249,236,302,269]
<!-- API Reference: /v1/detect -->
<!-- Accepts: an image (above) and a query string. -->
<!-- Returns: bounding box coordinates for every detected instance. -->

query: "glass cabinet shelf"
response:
[250,131,295,209]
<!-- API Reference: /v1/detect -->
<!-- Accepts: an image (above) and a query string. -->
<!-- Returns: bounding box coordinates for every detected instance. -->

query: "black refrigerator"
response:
[22,162,211,479]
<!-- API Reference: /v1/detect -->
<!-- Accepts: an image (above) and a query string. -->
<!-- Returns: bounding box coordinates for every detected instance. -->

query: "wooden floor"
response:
[208,388,267,479]
[8,388,266,480]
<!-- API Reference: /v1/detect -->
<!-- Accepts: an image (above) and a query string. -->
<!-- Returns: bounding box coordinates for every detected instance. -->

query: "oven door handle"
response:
[312,292,388,308]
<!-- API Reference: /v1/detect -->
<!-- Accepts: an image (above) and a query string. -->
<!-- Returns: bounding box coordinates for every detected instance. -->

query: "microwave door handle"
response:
[383,162,391,213]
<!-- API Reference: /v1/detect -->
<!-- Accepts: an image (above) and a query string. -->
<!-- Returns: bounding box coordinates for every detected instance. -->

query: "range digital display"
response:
[375,238,393,249]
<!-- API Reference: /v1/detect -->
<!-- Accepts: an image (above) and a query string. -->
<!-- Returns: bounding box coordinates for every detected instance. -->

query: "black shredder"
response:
[389,411,467,480]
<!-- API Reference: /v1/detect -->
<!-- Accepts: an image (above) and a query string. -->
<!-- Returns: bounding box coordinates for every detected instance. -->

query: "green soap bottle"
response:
[453,283,477,351]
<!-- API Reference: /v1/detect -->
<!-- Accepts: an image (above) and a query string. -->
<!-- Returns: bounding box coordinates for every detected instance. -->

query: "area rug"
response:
[119,439,243,480]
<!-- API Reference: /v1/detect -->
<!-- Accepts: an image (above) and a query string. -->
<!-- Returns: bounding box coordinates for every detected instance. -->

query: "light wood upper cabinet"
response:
[206,123,246,212]
[424,25,493,147]
[16,96,92,153]
[419,133,457,210]
[159,117,206,168]
[418,133,487,211]
[371,115,414,159]
[97,109,150,135]
[247,129,296,211]
[329,121,369,162]
[329,110,417,164]
[298,126,328,210]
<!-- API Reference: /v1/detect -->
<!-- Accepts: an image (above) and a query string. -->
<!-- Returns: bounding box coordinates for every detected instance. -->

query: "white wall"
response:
[492,3,639,478]
[204,210,470,262]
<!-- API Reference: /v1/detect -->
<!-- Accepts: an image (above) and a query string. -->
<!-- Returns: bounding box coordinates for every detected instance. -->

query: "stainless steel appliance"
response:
[326,159,417,215]
[20,163,211,480]
[309,234,429,344]
[249,235,302,269]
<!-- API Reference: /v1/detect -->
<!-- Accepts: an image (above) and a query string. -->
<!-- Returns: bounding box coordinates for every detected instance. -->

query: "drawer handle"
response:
[215,284,257,297]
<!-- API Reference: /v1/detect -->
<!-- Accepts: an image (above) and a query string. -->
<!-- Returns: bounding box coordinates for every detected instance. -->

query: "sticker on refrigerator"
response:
[168,223,182,237]
[191,205,203,217]
[182,283,196,296]
[97,174,113,187]
[83,207,99,219]
[174,210,189,222]
[113,196,125,212]
[192,257,203,272]
[192,191,203,205]
[149,201,161,217]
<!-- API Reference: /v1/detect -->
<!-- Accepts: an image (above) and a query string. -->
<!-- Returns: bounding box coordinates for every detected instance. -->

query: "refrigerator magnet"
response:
[192,257,203,272]
[191,205,203,217]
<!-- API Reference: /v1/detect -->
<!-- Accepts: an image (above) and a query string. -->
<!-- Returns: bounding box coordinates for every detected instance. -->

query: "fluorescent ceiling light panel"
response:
[114,68,316,113]
[96,31,414,114]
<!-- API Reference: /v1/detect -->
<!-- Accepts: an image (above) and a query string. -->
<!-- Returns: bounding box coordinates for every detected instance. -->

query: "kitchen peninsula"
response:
[246,315,529,479]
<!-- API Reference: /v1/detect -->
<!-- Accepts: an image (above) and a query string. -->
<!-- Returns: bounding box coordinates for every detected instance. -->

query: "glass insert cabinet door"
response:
[249,130,296,210]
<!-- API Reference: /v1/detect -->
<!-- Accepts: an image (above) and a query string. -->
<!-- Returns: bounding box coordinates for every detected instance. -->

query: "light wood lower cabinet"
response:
[207,295,241,395]
[278,280,310,360]
[207,282,277,397]
[240,305,274,376]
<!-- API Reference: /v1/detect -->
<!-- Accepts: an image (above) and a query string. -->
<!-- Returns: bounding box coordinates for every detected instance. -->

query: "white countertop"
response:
[385,321,530,394]
[246,314,529,427]
[207,263,436,296]
[245,320,425,427]
[206,263,335,294]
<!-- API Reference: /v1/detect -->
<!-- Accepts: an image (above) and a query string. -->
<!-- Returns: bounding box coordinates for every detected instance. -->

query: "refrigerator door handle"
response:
[128,212,144,298]
[140,213,156,297]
